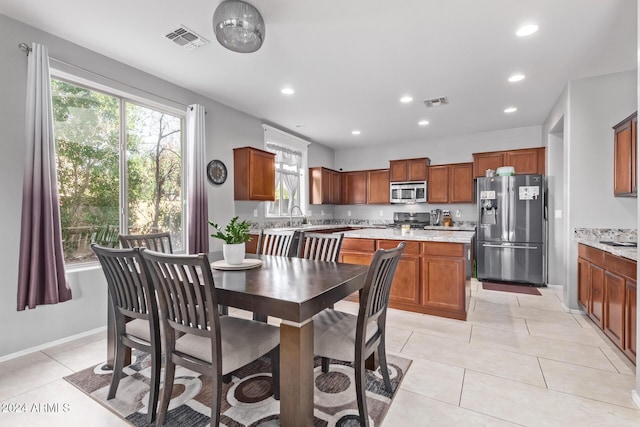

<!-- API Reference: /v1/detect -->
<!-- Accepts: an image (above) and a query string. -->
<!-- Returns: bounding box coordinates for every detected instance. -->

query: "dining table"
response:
[106,251,369,427]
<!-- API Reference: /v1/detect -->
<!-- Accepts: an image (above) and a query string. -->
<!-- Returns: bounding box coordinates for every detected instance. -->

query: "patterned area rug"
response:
[64,350,411,426]
[482,282,542,295]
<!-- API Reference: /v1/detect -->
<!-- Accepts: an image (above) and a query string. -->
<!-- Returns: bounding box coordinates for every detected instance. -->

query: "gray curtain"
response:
[186,104,209,254]
[17,43,71,311]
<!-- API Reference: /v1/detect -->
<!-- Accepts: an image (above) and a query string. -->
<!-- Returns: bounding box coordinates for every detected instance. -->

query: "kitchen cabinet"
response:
[389,158,430,182]
[233,147,275,201]
[613,112,637,197]
[309,167,341,204]
[427,163,474,204]
[577,243,636,364]
[367,169,390,204]
[377,240,420,305]
[341,171,367,204]
[246,233,260,254]
[420,242,467,313]
[472,147,545,177]
[339,238,375,265]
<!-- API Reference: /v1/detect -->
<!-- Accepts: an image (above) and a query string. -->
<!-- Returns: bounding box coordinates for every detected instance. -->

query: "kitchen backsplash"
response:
[574,228,637,241]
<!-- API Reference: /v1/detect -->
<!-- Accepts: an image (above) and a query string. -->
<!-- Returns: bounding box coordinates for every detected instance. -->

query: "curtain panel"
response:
[17,43,71,311]
[186,104,209,254]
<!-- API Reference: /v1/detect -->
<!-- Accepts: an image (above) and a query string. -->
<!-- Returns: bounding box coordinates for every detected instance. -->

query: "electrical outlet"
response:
[253,209,258,217]
[379,210,384,217]
[308,209,313,217]
[455,209,461,218]
[321,210,325,216]
[347,210,352,217]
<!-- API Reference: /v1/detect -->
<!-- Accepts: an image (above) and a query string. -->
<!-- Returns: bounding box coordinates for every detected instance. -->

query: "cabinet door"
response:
[590,265,605,328]
[367,169,390,204]
[389,160,407,182]
[331,171,342,204]
[408,158,428,181]
[249,149,275,200]
[577,257,591,312]
[504,149,540,175]
[604,271,625,348]
[473,152,504,177]
[449,163,474,203]
[625,280,636,362]
[427,165,449,203]
[321,169,332,203]
[389,255,420,305]
[632,116,637,195]
[342,171,367,204]
[309,167,323,205]
[614,118,634,195]
[420,257,464,311]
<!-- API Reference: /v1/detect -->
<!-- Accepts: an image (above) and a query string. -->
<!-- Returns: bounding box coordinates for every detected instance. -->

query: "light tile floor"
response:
[1,279,638,426]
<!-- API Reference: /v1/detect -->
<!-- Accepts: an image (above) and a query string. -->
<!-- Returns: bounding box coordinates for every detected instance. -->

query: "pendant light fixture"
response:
[212,0,265,53]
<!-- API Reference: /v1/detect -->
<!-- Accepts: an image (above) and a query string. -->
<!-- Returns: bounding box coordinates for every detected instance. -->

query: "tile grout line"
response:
[458,368,466,407]
[536,357,549,389]
[598,346,624,375]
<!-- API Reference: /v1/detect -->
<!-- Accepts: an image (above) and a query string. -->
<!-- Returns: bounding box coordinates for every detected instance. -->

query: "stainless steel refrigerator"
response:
[476,174,546,286]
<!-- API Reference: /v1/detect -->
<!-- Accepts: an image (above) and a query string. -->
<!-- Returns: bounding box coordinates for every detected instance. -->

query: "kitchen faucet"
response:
[289,205,306,226]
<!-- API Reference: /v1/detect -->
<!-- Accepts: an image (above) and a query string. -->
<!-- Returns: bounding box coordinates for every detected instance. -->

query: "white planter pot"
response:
[223,243,245,265]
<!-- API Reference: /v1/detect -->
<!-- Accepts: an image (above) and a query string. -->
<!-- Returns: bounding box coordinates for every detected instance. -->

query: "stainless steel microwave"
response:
[390,181,427,204]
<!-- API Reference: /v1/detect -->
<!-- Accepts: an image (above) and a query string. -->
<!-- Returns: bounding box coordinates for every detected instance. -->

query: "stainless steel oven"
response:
[390,181,427,204]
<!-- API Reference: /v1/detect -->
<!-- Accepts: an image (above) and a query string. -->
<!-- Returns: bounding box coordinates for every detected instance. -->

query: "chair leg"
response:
[157,359,176,427]
[107,340,126,400]
[146,346,161,424]
[321,357,330,373]
[222,373,232,383]
[270,346,280,400]
[211,370,222,427]
[354,358,370,427]
[377,340,393,392]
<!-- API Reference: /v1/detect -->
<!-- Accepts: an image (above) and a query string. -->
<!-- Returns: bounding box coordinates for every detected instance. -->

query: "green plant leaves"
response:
[208,216,251,244]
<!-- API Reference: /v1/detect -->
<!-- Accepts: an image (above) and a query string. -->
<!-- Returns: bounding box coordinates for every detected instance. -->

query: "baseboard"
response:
[545,284,563,291]
[561,302,585,315]
[632,390,640,409]
[0,325,107,363]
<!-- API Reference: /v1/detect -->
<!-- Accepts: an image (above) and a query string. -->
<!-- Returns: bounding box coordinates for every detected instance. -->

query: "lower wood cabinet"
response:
[577,243,636,364]
[340,237,471,320]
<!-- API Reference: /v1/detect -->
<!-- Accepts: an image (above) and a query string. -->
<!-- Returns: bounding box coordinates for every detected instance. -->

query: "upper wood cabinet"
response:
[309,167,341,205]
[233,146,275,201]
[427,163,474,204]
[472,147,545,177]
[389,158,430,182]
[367,169,390,204]
[613,112,637,197]
[341,171,367,204]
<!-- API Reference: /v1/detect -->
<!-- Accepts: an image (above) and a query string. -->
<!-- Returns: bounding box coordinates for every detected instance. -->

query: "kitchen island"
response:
[340,228,475,320]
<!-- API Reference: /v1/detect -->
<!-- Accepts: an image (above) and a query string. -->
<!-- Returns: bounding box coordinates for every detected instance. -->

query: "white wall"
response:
[0,14,267,358]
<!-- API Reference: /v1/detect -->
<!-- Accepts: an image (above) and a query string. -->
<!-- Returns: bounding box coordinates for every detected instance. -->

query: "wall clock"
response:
[207,159,227,185]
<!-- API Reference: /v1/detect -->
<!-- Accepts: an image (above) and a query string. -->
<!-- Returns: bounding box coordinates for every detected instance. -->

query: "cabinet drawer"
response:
[341,238,375,252]
[422,242,464,257]
[605,253,637,280]
[578,244,605,266]
[377,240,420,254]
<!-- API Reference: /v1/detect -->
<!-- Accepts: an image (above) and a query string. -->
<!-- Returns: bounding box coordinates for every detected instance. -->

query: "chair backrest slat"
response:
[257,230,296,257]
[298,232,344,262]
[119,231,173,254]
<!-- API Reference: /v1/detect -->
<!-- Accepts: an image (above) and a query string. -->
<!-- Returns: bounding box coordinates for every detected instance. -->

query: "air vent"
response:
[423,96,449,108]
[165,26,209,50]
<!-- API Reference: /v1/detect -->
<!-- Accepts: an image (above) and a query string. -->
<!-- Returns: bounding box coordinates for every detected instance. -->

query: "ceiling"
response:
[0,0,637,149]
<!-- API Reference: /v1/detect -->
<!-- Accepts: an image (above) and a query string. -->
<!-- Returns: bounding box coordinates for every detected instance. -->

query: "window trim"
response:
[262,124,310,218]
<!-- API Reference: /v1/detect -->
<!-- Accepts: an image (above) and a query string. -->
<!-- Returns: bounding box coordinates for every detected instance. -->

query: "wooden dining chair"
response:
[91,244,161,424]
[256,229,296,257]
[312,242,405,427]
[139,249,281,427]
[118,231,173,253]
[296,232,344,261]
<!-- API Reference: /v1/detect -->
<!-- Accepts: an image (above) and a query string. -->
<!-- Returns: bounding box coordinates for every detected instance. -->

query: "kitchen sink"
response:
[599,241,637,247]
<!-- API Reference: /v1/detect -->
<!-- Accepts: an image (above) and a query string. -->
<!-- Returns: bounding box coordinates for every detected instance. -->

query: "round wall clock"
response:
[207,159,227,185]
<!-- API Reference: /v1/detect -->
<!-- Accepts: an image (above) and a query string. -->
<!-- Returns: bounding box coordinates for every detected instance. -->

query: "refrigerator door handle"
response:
[482,243,538,250]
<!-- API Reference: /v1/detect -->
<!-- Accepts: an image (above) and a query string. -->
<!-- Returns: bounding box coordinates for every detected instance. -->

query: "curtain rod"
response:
[17,42,194,111]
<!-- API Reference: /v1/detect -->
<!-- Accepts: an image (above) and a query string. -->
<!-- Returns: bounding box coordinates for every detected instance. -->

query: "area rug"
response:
[482,282,542,296]
[64,350,411,426]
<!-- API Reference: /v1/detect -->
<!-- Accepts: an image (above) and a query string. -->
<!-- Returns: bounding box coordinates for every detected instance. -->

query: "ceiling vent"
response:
[165,26,209,50]
[423,96,449,108]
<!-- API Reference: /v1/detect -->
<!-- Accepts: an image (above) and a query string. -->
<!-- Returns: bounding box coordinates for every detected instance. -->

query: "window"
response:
[51,78,185,265]
[263,125,309,217]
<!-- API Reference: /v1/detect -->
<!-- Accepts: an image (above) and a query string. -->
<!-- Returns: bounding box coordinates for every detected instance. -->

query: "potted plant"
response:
[209,216,252,265]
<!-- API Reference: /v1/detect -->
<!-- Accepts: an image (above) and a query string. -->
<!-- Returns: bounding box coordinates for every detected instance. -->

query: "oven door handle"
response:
[482,243,538,250]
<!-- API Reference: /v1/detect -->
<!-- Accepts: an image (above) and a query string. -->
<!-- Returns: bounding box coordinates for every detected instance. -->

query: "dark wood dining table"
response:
[106,252,368,427]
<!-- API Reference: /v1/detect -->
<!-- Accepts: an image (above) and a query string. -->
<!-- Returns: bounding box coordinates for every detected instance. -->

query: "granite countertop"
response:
[423,225,476,231]
[575,238,637,261]
[342,228,475,244]
[262,224,385,232]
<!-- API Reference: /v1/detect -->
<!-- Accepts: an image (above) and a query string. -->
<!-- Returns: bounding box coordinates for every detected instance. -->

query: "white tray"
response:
[211,259,263,271]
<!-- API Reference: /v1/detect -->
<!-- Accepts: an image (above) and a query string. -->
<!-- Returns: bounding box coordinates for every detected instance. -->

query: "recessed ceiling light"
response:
[400,96,413,103]
[508,73,525,82]
[281,87,295,95]
[351,130,361,135]
[504,107,518,113]
[516,24,538,37]
[418,120,429,126]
